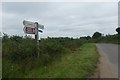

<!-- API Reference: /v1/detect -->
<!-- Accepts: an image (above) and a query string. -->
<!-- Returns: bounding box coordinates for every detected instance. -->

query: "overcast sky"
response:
[2,2,118,38]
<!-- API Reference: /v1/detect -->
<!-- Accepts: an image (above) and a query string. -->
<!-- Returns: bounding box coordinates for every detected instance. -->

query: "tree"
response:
[92,32,102,39]
[80,36,91,40]
[116,27,120,34]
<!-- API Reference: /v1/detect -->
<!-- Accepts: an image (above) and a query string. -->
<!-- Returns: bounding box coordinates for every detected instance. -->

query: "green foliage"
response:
[91,31,120,44]
[2,59,23,78]
[116,27,120,34]
[3,29,120,78]
[2,35,38,77]
[92,32,102,39]
[3,35,86,78]
[80,36,91,40]
[39,39,65,65]
[100,34,120,44]
[26,43,99,78]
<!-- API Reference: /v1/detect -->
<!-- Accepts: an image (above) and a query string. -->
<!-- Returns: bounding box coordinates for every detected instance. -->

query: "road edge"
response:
[91,44,118,78]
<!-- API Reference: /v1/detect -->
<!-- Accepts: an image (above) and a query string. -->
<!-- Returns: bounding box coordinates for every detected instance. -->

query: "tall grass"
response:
[26,43,99,78]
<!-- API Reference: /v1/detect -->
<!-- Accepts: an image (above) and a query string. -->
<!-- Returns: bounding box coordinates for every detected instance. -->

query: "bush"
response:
[39,39,65,65]
[2,35,90,78]
[2,36,38,77]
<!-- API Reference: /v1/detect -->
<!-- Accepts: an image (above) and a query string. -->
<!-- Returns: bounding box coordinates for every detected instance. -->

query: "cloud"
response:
[2,2,118,38]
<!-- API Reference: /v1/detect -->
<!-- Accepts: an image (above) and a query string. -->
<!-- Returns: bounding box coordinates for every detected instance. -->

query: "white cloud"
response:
[2,2,118,38]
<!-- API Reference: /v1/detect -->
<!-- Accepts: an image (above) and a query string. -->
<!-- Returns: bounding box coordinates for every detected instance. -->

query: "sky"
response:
[1,2,118,38]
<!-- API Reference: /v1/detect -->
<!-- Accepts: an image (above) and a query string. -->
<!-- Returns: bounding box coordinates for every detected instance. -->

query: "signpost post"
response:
[23,20,44,58]
[34,22,39,58]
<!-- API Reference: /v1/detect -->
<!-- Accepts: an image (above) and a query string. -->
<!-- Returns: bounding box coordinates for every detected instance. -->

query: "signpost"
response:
[23,20,44,58]
[23,20,35,28]
[38,24,44,29]
[23,26,36,34]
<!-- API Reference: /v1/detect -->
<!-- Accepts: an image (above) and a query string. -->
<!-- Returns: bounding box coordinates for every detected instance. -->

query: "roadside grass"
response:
[25,43,99,78]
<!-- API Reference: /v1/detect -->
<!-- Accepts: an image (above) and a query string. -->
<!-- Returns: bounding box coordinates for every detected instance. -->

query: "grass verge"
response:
[25,43,99,78]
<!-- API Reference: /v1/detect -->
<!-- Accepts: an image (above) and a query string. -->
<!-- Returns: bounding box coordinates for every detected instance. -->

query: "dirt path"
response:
[91,44,118,78]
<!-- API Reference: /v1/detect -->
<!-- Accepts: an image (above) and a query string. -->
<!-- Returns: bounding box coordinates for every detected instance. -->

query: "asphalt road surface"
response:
[96,43,118,78]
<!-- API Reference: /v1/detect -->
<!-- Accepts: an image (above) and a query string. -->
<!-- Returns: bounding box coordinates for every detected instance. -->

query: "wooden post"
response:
[35,22,39,58]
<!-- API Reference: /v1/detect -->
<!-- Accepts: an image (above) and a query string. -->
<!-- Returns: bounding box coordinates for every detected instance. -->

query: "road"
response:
[95,43,118,78]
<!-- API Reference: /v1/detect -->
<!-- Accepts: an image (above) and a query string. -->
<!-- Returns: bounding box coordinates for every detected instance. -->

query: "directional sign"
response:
[23,20,35,28]
[23,26,36,34]
[23,20,44,29]
[38,30,43,33]
[23,20,44,34]
[38,24,44,29]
